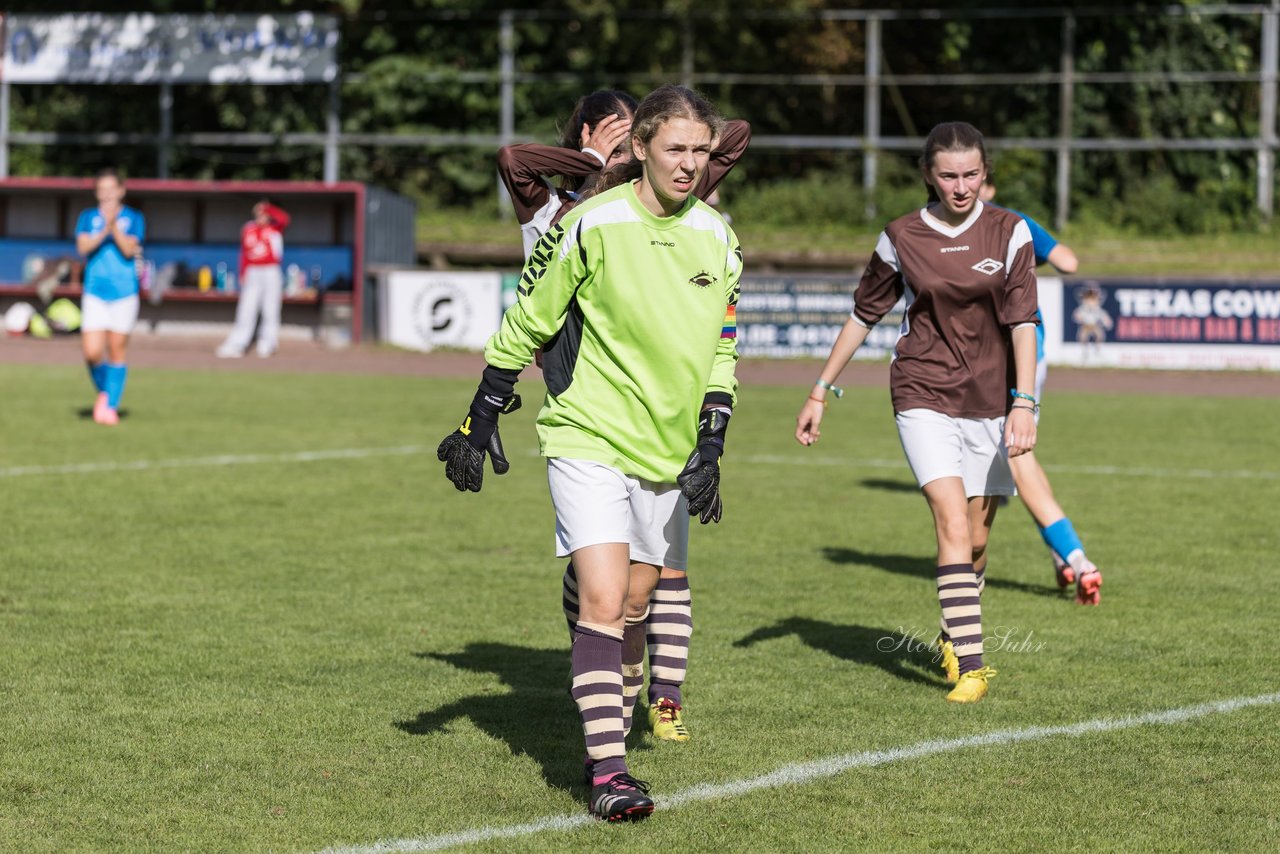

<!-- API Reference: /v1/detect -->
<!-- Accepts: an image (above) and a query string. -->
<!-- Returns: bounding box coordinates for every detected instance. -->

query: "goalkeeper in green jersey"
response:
[438,84,741,821]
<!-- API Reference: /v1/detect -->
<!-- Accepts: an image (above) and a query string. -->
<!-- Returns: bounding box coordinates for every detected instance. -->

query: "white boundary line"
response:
[2,446,1276,482]
[0,446,429,479]
[316,690,1280,854]
[739,454,1280,481]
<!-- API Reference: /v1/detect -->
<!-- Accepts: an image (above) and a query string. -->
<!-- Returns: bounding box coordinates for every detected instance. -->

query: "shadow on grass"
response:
[76,406,130,421]
[859,477,919,494]
[822,546,1062,598]
[396,642,591,792]
[734,617,942,687]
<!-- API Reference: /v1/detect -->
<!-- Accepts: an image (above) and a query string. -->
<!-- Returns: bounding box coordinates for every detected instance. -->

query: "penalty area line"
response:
[315,690,1280,854]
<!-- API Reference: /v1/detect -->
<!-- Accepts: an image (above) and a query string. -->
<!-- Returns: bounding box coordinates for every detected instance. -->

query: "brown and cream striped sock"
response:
[936,563,984,675]
[647,575,692,705]
[571,621,627,783]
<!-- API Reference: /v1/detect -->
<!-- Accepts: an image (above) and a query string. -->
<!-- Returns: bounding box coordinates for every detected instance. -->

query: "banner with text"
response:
[735,273,905,359]
[2,13,339,84]
[1044,279,1280,370]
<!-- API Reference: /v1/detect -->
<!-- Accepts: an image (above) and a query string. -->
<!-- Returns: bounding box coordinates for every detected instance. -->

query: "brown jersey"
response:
[496,119,753,259]
[853,201,1038,418]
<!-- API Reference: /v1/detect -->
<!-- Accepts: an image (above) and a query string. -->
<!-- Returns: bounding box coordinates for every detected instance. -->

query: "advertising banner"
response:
[379,271,502,353]
[1049,279,1280,370]
[2,13,339,84]
[735,273,905,359]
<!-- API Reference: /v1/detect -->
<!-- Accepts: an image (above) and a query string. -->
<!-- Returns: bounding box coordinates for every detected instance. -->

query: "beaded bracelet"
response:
[1009,389,1037,404]
[815,378,844,399]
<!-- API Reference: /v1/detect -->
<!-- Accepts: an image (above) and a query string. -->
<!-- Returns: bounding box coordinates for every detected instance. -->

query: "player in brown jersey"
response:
[497,91,752,744]
[794,121,1040,704]
[497,89,638,259]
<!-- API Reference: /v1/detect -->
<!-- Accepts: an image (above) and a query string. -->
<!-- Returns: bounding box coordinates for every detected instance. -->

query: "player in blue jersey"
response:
[76,168,145,426]
[980,178,1103,604]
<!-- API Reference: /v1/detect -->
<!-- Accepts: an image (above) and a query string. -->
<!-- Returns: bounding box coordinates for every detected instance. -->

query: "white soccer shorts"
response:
[80,293,139,334]
[546,457,689,570]
[895,408,1015,497]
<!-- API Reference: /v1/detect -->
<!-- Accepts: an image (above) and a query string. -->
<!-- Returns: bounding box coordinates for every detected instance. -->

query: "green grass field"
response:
[1,362,1278,852]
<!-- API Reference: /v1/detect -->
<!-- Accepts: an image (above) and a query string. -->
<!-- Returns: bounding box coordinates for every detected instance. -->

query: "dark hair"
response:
[919,121,990,202]
[587,84,725,199]
[559,89,638,150]
[95,166,123,185]
[557,89,638,193]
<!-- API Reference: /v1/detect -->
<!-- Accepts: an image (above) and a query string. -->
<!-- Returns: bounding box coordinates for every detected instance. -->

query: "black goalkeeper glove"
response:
[436,390,522,492]
[677,406,731,524]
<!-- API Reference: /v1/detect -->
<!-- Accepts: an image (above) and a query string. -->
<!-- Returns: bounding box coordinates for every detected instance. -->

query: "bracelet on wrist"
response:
[1010,403,1038,414]
[815,379,844,399]
[807,394,828,407]
[1010,389,1037,404]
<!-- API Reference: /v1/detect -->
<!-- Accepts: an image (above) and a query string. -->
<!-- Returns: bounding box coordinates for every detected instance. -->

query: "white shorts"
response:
[81,294,139,334]
[546,457,689,570]
[895,408,1015,498]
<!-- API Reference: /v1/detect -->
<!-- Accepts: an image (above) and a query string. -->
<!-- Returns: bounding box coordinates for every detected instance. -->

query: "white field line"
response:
[316,690,1280,854]
[0,446,429,479]
[739,454,1280,481]
[2,446,1276,482]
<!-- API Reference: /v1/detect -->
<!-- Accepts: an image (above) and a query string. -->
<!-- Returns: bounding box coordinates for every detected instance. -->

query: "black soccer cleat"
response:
[589,772,654,821]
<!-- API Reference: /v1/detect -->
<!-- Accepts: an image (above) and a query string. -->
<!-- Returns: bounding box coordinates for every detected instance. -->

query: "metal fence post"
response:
[864,14,881,222]
[158,81,173,178]
[0,79,9,179]
[324,75,340,183]
[1055,13,1075,231]
[1258,2,1278,221]
[497,10,515,219]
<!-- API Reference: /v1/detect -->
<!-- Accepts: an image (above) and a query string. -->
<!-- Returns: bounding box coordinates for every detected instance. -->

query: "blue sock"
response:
[88,362,108,393]
[1040,518,1084,567]
[105,363,128,409]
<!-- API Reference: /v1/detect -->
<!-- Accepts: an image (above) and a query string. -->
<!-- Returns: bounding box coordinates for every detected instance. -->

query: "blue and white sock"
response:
[1040,518,1086,571]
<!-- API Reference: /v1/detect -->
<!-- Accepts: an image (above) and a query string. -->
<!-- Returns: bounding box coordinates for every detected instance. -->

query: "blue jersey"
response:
[1008,208,1058,267]
[1000,206,1055,362]
[76,205,145,300]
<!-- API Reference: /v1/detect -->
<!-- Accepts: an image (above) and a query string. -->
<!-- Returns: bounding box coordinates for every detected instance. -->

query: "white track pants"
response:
[222,265,283,355]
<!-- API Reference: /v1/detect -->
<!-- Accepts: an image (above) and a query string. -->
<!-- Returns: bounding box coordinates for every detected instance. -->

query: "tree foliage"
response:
[3,1,1275,231]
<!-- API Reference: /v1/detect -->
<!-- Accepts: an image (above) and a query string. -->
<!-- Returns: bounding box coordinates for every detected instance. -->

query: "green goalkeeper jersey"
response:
[485,180,741,483]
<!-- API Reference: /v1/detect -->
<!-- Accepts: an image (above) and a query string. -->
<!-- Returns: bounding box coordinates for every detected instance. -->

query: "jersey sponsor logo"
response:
[651,240,675,247]
[941,245,970,254]
[689,270,718,289]
[971,258,1005,276]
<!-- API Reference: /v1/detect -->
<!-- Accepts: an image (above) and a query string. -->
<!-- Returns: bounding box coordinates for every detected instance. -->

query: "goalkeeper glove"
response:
[436,390,522,492]
[677,405,731,524]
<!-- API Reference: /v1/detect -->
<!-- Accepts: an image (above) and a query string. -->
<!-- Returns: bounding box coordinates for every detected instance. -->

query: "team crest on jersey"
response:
[689,270,717,288]
[971,258,1005,276]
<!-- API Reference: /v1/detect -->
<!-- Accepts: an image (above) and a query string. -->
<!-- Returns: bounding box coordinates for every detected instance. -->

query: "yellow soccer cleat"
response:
[648,698,690,742]
[935,635,959,685]
[946,666,997,704]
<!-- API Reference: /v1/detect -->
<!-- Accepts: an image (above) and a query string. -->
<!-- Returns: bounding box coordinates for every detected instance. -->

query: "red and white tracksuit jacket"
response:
[239,204,291,280]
